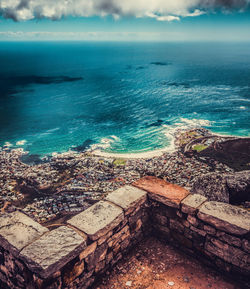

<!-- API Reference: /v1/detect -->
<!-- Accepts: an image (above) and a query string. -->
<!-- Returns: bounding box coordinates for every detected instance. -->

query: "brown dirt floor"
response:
[92,237,245,289]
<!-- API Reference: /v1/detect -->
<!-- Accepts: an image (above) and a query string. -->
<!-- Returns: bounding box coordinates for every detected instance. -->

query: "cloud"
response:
[0,31,165,41]
[0,0,249,21]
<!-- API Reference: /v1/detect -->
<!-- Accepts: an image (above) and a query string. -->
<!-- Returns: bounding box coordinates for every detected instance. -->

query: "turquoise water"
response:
[0,41,249,155]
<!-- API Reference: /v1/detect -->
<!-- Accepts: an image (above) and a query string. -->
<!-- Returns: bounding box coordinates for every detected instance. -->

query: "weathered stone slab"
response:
[67,201,124,240]
[105,185,147,214]
[133,176,190,208]
[20,226,86,279]
[198,202,250,235]
[181,194,207,215]
[0,211,48,255]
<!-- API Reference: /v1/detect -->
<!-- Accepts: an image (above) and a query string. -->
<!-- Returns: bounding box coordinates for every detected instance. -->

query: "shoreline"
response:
[1,125,250,162]
[92,131,250,160]
[92,146,176,159]
[1,127,249,171]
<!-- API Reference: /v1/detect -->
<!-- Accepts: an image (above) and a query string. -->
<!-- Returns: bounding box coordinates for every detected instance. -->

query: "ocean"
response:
[0,41,249,156]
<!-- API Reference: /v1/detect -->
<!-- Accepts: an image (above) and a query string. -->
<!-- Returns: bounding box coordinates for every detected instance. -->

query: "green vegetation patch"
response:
[193,144,208,152]
[113,158,127,167]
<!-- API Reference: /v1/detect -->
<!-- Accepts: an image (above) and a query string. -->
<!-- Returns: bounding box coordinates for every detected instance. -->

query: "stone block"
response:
[216,231,241,248]
[106,252,113,264]
[129,209,143,226]
[190,225,206,237]
[0,211,48,255]
[85,243,108,271]
[171,231,193,249]
[97,231,113,246]
[176,210,183,218]
[111,252,122,266]
[181,219,190,228]
[184,227,205,244]
[204,225,216,235]
[169,219,184,233]
[135,219,143,232]
[120,237,130,251]
[105,185,147,214]
[95,260,105,273]
[198,202,250,235]
[205,238,250,270]
[181,194,207,215]
[153,224,170,237]
[153,213,168,226]
[108,225,130,247]
[67,201,124,240]
[242,239,250,253]
[134,176,190,208]
[79,242,97,260]
[20,226,86,279]
[187,215,199,227]
[63,260,85,286]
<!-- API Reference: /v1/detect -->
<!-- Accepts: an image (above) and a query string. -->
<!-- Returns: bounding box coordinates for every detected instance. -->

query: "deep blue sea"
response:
[0,41,249,156]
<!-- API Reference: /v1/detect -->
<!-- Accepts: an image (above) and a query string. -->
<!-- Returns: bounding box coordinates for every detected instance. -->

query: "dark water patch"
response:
[6,75,84,85]
[21,154,51,165]
[161,81,191,88]
[136,66,147,70]
[151,62,171,66]
[126,65,133,70]
[148,119,164,127]
[0,75,84,97]
[72,139,93,152]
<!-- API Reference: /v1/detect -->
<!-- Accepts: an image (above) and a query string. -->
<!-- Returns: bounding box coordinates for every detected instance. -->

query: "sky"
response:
[0,0,250,41]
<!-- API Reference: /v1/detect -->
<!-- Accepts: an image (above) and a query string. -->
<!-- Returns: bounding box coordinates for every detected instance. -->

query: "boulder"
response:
[191,173,229,203]
[226,170,250,204]
[191,171,250,205]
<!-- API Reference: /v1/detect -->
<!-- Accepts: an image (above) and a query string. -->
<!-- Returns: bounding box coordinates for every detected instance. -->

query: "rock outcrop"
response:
[191,171,250,206]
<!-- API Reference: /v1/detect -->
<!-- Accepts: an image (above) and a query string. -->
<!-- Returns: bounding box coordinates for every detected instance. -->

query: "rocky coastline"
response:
[0,128,249,226]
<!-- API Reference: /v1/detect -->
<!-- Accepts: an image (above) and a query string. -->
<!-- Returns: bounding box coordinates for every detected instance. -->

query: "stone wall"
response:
[0,186,149,289]
[0,177,249,288]
[134,176,250,283]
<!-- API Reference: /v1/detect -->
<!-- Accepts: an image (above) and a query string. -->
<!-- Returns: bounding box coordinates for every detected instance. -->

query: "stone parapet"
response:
[0,177,249,288]
[134,176,190,208]
[197,201,250,235]
[67,201,124,241]
[147,178,250,283]
[0,211,48,255]
[0,185,149,288]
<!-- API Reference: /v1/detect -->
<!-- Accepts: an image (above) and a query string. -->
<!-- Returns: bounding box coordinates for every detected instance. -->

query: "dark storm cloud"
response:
[201,0,247,8]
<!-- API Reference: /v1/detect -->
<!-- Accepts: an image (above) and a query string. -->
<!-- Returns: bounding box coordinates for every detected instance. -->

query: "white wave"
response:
[110,135,120,141]
[46,127,60,133]
[179,118,213,127]
[162,117,215,152]
[239,106,246,110]
[89,135,122,152]
[91,117,215,158]
[4,142,12,147]
[37,127,60,138]
[16,140,27,146]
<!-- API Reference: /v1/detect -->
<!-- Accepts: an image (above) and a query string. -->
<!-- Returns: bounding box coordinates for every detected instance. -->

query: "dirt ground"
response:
[92,237,244,289]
